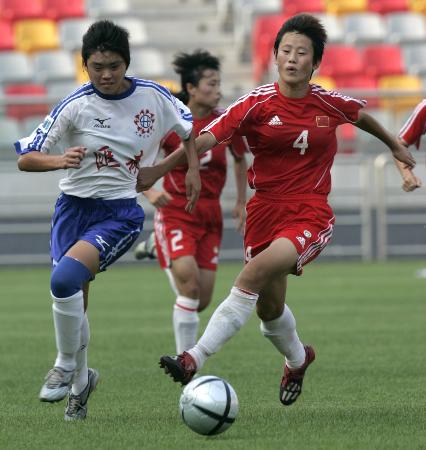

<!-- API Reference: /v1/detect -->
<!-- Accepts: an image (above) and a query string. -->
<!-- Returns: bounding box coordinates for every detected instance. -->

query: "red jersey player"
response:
[138,14,416,405]
[395,100,425,191]
[136,50,247,354]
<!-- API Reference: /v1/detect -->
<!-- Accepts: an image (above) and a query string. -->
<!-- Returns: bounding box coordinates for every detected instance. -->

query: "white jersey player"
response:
[15,20,200,421]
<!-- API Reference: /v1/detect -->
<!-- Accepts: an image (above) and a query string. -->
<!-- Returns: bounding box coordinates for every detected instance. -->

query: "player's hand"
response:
[232,201,246,234]
[145,189,173,207]
[62,146,86,169]
[402,171,422,192]
[136,166,162,192]
[185,167,201,213]
[391,143,416,169]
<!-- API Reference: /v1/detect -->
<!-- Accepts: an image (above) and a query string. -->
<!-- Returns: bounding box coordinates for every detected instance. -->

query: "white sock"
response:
[260,304,305,369]
[173,296,200,354]
[189,286,258,370]
[164,268,179,296]
[52,290,84,372]
[71,313,90,395]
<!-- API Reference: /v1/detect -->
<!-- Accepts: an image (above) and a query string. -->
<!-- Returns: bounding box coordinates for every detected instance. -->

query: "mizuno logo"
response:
[268,115,282,126]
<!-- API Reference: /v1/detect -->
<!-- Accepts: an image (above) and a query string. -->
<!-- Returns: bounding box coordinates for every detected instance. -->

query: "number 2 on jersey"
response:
[293,130,309,155]
[170,229,184,251]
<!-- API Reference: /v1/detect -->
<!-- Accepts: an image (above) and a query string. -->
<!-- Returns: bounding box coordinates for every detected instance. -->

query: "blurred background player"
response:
[14,20,199,421]
[394,99,425,192]
[135,49,248,354]
[137,14,416,406]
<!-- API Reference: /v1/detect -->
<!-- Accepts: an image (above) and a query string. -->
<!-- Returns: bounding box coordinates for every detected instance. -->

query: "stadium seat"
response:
[32,50,76,83]
[314,13,344,43]
[342,13,386,45]
[1,0,45,21]
[47,80,80,102]
[0,117,23,157]
[325,0,367,15]
[44,0,86,20]
[127,49,166,80]
[0,20,14,51]
[114,18,148,48]
[14,19,59,53]
[282,0,325,15]
[4,84,49,121]
[335,75,379,107]
[368,0,409,13]
[252,14,286,83]
[362,45,405,79]
[403,43,426,76]
[85,0,131,18]
[0,51,33,84]
[386,12,426,44]
[319,45,364,81]
[409,0,426,13]
[59,18,93,51]
[378,74,423,111]
[311,75,336,90]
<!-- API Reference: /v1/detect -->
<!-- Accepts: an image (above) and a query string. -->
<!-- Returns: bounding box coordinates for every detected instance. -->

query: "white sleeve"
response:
[14,104,73,155]
[163,94,193,140]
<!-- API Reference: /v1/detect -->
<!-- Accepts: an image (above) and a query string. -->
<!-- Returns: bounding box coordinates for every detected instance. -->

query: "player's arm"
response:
[393,138,422,192]
[355,111,416,168]
[17,146,86,172]
[142,187,173,207]
[230,151,247,234]
[181,130,201,213]
[137,132,216,192]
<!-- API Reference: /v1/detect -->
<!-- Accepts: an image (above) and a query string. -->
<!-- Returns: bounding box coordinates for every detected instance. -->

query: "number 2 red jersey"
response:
[399,99,426,149]
[162,109,247,199]
[202,83,366,199]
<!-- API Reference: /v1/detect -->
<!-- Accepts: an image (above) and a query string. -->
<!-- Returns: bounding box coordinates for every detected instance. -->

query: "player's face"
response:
[275,32,318,94]
[189,69,221,109]
[85,51,130,96]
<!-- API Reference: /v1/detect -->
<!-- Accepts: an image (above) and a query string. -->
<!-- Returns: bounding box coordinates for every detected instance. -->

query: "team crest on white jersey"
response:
[268,115,283,126]
[134,109,155,137]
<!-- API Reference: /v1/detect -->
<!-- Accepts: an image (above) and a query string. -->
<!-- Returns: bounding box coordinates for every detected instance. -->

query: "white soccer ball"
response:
[179,375,239,435]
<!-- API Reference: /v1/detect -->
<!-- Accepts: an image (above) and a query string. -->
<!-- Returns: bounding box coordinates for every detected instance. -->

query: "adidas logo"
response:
[268,115,283,126]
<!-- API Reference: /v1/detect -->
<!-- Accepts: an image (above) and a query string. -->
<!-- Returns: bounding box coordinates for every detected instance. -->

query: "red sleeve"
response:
[399,100,426,149]
[227,134,248,157]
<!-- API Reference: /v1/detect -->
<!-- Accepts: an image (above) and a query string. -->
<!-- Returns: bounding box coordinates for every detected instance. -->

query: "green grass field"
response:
[1,260,425,450]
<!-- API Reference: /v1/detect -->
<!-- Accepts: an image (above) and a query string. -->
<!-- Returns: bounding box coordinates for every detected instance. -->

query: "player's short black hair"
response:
[274,14,327,65]
[172,49,220,104]
[82,20,130,68]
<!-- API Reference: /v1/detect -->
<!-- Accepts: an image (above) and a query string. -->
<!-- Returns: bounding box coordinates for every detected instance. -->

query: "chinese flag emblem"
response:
[316,116,329,127]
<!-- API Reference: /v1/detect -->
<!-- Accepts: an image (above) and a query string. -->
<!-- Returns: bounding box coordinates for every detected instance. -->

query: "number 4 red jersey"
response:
[202,83,366,199]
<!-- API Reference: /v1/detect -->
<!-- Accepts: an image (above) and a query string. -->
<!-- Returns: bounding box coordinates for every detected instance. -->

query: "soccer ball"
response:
[179,375,239,435]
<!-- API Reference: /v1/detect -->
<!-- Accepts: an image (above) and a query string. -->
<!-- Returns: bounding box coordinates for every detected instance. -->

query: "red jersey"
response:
[399,99,426,149]
[162,109,247,199]
[202,83,365,199]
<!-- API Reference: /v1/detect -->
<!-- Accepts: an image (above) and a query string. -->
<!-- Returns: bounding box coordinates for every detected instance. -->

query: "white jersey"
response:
[15,78,193,199]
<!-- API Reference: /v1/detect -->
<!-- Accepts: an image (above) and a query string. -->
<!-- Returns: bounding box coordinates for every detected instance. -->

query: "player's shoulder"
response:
[133,77,175,102]
[310,83,366,108]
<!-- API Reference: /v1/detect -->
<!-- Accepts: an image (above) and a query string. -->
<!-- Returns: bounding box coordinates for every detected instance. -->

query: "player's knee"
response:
[51,256,92,298]
[256,302,284,322]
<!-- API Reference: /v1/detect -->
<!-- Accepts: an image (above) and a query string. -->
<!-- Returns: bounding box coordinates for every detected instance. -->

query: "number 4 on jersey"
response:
[293,130,309,155]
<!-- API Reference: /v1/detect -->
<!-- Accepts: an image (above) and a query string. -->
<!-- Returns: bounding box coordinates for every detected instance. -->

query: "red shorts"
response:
[244,193,335,275]
[154,196,223,271]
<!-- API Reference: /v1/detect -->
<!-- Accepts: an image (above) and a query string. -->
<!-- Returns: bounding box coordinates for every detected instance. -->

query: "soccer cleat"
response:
[159,351,197,386]
[39,367,75,403]
[134,232,157,260]
[279,345,315,406]
[64,368,99,421]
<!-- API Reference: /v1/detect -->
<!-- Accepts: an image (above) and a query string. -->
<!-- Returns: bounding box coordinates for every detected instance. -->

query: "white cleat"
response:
[39,367,75,403]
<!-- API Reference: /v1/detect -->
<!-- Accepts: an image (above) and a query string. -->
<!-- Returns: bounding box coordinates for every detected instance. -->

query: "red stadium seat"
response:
[319,45,364,79]
[252,14,287,83]
[4,84,49,121]
[368,0,409,14]
[1,0,45,21]
[334,75,379,107]
[44,0,86,20]
[282,0,325,15]
[362,45,405,79]
[0,20,14,50]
